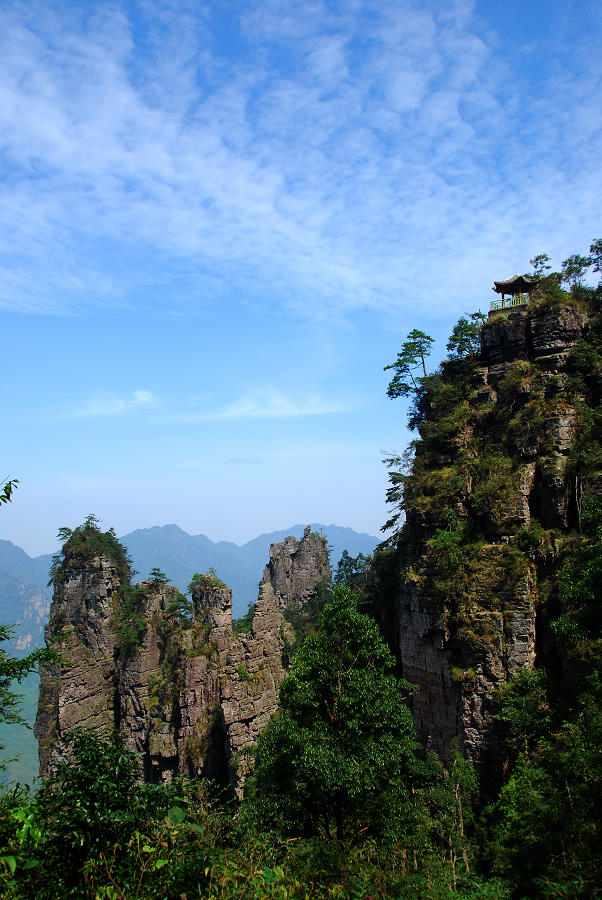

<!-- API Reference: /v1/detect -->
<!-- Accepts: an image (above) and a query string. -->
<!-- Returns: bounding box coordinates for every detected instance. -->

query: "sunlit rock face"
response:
[36,527,331,799]
[395,302,597,788]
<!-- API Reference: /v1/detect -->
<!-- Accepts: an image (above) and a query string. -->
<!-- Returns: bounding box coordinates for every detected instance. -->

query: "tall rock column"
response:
[394,302,595,784]
[35,556,121,775]
[218,526,331,799]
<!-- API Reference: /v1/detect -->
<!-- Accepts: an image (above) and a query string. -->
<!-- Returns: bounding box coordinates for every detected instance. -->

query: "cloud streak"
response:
[0,0,601,321]
[72,389,157,418]
[213,388,345,420]
[66,386,345,421]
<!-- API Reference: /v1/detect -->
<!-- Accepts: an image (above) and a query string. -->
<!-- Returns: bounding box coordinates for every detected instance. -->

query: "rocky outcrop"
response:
[266,525,332,609]
[36,557,121,774]
[218,526,329,799]
[35,527,330,798]
[396,301,599,786]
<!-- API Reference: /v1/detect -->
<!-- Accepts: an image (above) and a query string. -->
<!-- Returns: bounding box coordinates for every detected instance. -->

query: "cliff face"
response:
[395,301,600,782]
[35,526,330,798]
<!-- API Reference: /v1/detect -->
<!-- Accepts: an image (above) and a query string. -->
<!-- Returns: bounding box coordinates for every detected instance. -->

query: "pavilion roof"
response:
[492,274,540,295]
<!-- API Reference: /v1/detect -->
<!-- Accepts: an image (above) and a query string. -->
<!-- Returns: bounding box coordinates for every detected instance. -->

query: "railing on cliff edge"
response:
[489,294,529,313]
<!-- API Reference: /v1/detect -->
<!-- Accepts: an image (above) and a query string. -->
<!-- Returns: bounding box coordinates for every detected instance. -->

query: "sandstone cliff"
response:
[35,526,331,798]
[393,298,601,785]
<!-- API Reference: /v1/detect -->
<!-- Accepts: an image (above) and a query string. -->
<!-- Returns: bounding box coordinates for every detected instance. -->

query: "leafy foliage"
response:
[0,478,18,506]
[561,253,592,287]
[446,312,485,359]
[247,586,422,841]
[164,587,194,623]
[147,567,169,583]
[187,569,227,594]
[0,628,57,764]
[281,578,331,646]
[384,329,434,399]
[334,549,372,589]
[114,584,148,651]
[232,602,256,635]
[48,515,134,586]
[529,252,552,277]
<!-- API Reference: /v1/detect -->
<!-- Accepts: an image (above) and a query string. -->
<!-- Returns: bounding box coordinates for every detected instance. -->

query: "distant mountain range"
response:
[0,522,379,785]
[121,523,379,618]
[0,522,379,652]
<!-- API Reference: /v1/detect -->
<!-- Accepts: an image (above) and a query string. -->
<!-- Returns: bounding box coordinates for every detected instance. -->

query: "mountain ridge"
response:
[0,523,379,623]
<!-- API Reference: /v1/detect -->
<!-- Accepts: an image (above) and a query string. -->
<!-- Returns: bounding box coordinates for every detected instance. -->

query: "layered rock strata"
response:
[396,302,598,783]
[35,528,331,798]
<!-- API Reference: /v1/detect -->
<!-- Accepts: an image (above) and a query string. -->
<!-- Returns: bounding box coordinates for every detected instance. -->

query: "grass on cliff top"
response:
[187,570,227,593]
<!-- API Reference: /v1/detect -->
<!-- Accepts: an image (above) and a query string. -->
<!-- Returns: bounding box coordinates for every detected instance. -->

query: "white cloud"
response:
[72,389,157,417]
[215,388,344,419]
[156,387,348,422]
[0,0,601,320]
[66,386,344,422]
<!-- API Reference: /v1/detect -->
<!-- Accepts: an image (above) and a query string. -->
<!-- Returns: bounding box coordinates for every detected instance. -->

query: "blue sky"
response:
[1,0,601,556]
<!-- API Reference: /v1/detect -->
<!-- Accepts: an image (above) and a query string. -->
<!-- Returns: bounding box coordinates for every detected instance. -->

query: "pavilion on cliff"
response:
[490,274,539,313]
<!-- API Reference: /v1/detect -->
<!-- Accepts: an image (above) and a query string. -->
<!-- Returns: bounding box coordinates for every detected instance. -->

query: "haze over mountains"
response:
[0,522,379,650]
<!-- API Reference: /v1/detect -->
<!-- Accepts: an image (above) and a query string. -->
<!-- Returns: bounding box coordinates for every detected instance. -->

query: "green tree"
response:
[48,515,134,585]
[496,667,551,755]
[384,329,434,399]
[0,628,57,766]
[247,586,422,841]
[32,730,183,894]
[529,253,552,277]
[148,567,169,583]
[589,239,602,286]
[446,312,485,360]
[333,549,372,589]
[0,478,18,506]
[561,253,592,287]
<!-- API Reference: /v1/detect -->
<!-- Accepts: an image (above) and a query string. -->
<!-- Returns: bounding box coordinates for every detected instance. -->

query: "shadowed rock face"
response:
[35,527,331,799]
[396,302,598,788]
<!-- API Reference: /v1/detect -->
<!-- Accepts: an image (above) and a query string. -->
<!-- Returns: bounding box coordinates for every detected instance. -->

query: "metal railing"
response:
[490,295,528,311]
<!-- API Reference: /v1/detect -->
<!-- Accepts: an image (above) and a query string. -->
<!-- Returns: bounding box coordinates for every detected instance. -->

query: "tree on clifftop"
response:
[384,329,434,399]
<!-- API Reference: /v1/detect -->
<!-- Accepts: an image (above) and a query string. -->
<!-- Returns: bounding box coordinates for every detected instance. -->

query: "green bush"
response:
[48,515,134,586]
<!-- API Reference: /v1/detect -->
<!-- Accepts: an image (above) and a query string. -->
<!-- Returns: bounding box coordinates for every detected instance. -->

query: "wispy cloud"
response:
[157,387,348,422]
[66,386,344,422]
[0,0,601,320]
[214,388,344,420]
[72,389,157,418]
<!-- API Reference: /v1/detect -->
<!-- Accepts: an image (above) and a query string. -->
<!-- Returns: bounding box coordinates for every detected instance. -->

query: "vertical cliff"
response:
[36,557,121,775]
[35,525,331,798]
[392,297,602,783]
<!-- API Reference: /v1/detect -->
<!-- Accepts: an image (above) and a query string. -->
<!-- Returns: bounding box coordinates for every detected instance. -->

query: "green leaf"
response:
[167,805,186,825]
[2,855,17,874]
[22,858,40,870]
[152,858,169,869]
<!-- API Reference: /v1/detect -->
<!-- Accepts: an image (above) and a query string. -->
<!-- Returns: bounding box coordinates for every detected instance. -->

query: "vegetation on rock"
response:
[48,514,134,585]
[247,586,421,841]
[3,245,602,897]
